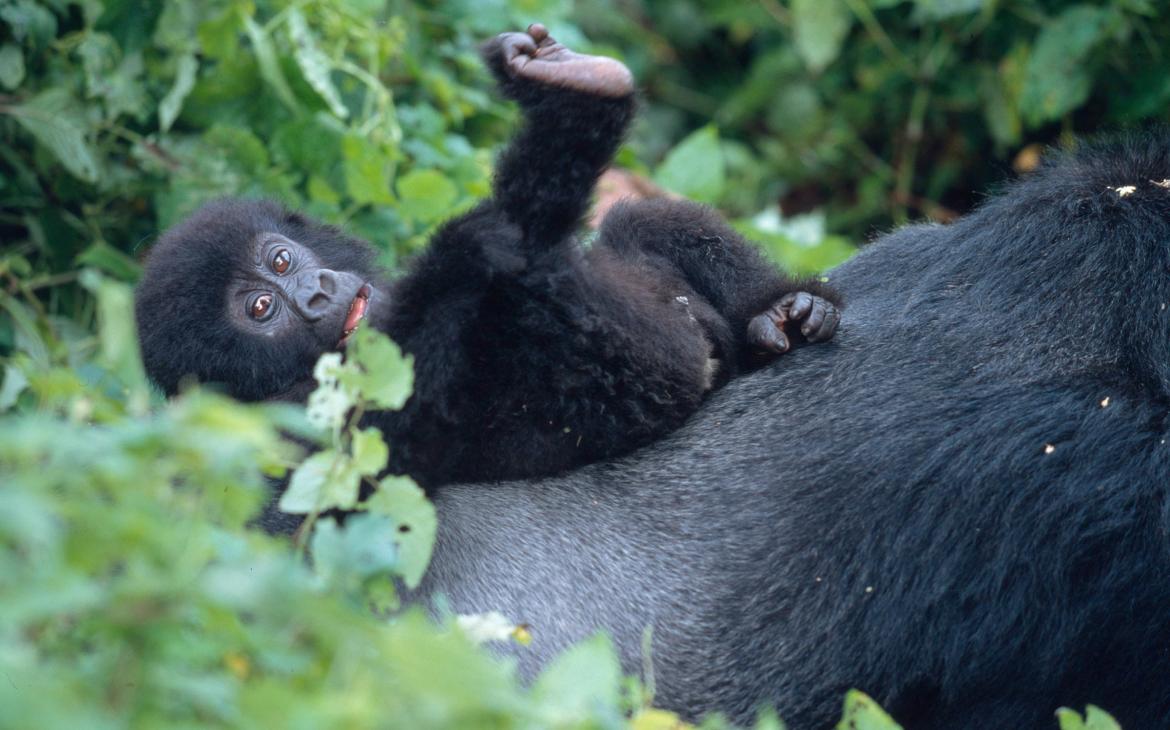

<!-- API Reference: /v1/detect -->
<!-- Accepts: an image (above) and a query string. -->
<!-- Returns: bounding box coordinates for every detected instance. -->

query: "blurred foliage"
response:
[583,0,1170,235]
[0,0,1148,727]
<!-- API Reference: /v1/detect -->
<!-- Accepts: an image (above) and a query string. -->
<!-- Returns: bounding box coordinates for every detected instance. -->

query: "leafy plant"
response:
[580,0,1170,235]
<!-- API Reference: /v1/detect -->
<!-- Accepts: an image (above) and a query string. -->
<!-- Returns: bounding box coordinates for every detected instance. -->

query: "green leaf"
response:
[309,514,399,586]
[653,124,725,204]
[1056,706,1122,730]
[365,475,436,589]
[279,448,360,513]
[78,270,148,393]
[307,175,340,206]
[791,0,852,73]
[0,1,57,45]
[835,690,903,730]
[76,241,143,282]
[287,9,348,119]
[533,634,622,724]
[0,43,25,89]
[159,52,198,131]
[350,427,389,475]
[980,69,1020,147]
[341,326,414,411]
[912,0,984,22]
[0,363,29,410]
[342,133,396,205]
[395,168,458,223]
[242,14,298,112]
[1019,6,1114,126]
[6,89,99,183]
[196,6,241,61]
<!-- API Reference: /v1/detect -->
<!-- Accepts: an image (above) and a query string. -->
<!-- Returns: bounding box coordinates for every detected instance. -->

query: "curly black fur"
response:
[410,130,1170,729]
[135,33,839,489]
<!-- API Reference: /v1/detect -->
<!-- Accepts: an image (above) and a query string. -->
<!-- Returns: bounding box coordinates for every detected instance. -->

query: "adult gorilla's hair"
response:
[380,131,1170,730]
[135,199,379,400]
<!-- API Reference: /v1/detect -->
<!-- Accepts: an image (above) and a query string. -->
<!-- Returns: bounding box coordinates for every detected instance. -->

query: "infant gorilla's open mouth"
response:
[338,284,371,347]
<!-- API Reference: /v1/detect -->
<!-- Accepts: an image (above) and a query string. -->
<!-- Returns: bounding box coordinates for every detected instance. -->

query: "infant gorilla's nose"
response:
[298,269,341,321]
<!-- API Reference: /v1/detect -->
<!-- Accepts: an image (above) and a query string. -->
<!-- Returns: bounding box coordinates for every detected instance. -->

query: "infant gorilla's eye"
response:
[250,293,274,320]
[272,248,291,274]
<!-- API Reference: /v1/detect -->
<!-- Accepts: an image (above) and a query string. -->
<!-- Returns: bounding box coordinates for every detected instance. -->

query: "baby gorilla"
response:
[136,24,841,490]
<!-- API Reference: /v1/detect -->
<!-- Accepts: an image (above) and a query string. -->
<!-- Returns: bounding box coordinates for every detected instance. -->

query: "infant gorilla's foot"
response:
[747,292,840,354]
[493,23,634,97]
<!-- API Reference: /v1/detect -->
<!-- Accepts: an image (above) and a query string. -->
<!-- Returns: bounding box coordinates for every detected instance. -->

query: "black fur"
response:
[410,131,1170,729]
[135,31,840,489]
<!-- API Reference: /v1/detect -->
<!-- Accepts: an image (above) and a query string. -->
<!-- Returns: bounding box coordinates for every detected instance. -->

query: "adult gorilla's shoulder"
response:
[416,131,1170,729]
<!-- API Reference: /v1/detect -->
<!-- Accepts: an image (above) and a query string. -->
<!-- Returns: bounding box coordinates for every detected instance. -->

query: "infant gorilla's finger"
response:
[785,291,813,322]
[806,303,840,342]
[526,23,549,42]
[501,33,538,73]
[801,297,827,336]
[747,313,790,354]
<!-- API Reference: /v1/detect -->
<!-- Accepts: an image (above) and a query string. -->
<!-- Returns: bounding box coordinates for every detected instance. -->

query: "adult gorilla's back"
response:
[418,134,1170,729]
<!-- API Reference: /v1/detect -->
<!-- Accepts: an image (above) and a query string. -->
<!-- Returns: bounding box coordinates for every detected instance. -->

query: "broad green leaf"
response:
[242,14,298,111]
[631,708,695,730]
[791,0,852,73]
[0,43,25,89]
[78,270,148,393]
[980,68,1020,147]
[341,326,415,411]
[287,9,348,119]
[152,0,199,51]
[396,168,458,223]
[159,52,198,131]
[350,427,389,475]
[0,363,29,410]
[1019,6,1114,126]
[835,690,903,730]
[196,6,241,60]
[280,448,360,513]
[76,241,143,281]
[533,634,622,724]
[1056,706,1122,730]
[6,88,99,183]
[309,514,399,586]
[0,1,57,45]
[307,175,340,206]
[342,133,396,205]
[365,475,436,589]
[653,124,725,204]
[912,0,984,21]
[206,124,269,171]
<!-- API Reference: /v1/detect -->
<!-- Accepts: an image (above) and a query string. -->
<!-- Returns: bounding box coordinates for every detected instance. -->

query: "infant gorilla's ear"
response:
[135,199,386,402]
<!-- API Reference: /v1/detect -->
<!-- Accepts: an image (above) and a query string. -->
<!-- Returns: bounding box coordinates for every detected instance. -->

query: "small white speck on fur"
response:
[1043,443,1056,454]
[1100,397,1110,408]
[1111,185,1137,197]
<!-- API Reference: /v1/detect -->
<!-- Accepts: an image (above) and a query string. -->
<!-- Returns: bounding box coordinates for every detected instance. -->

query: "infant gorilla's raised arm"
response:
[135,25,841,490]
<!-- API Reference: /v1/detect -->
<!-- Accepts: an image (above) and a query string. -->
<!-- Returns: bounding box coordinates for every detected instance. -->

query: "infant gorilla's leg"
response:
[491,23,633,98]
[481,25,635,245]
[596,198,841,363]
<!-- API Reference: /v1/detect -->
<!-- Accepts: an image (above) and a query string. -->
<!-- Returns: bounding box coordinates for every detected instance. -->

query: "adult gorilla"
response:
[412,135,1170,728]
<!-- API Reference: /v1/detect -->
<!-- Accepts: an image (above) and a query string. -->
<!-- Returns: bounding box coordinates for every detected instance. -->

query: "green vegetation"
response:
[2,0,1160,727]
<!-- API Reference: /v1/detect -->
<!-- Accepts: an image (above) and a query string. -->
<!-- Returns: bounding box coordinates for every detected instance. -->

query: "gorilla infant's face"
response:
[136,199,391,401]
[228,231,377,350]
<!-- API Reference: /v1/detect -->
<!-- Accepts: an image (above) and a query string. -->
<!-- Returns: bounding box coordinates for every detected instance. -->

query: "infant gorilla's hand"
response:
[747,292,840,354]
[489,23,634,97]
